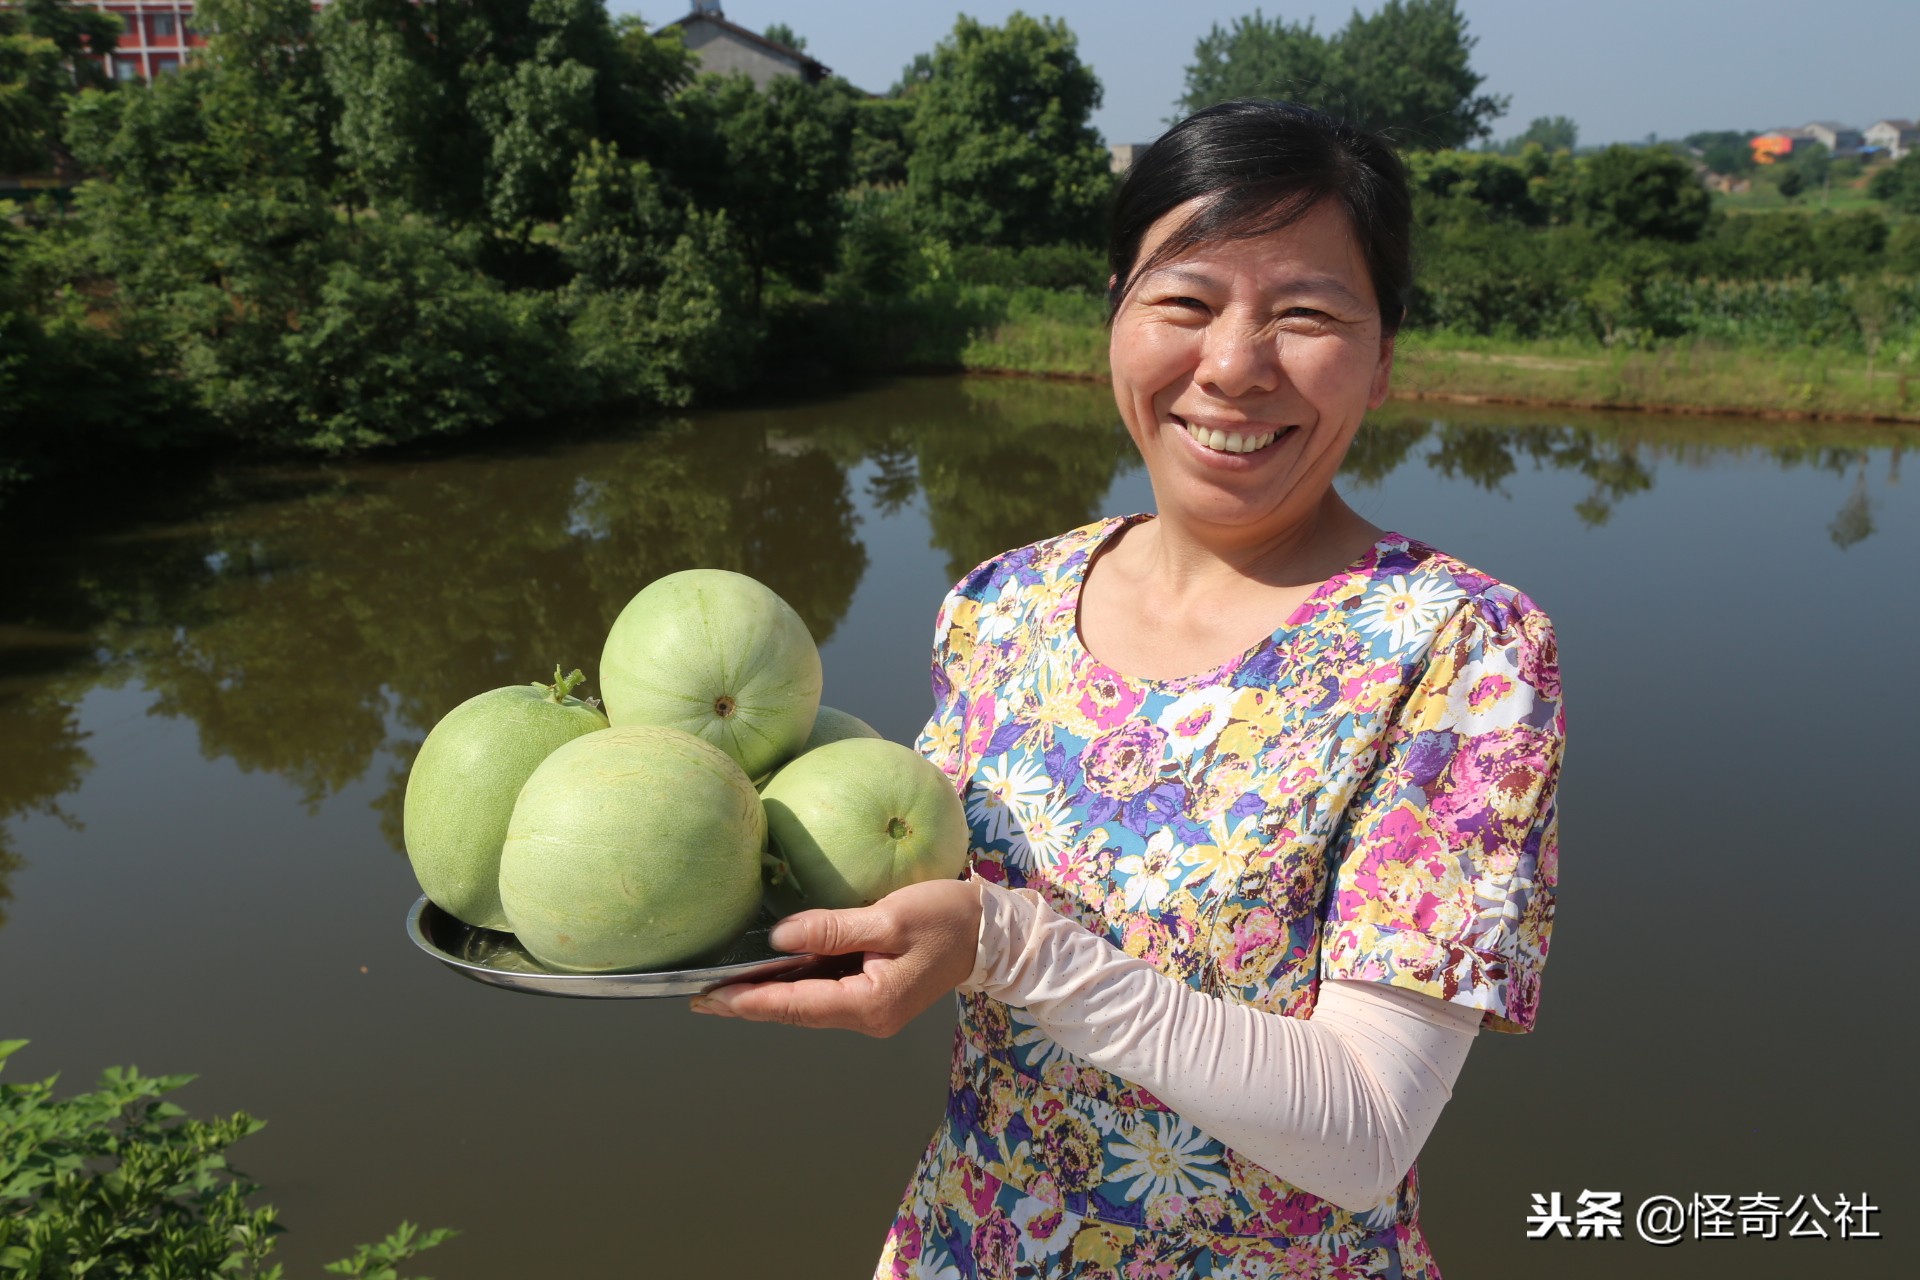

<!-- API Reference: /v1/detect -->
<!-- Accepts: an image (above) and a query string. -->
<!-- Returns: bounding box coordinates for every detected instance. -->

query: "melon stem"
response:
[544,666,588,703]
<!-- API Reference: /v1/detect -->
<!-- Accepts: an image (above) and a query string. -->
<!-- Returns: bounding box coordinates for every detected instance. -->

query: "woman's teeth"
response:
[1180,422,1280,454]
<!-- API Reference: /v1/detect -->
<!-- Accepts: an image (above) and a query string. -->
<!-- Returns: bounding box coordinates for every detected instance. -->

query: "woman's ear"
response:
[1367,332,1397,411]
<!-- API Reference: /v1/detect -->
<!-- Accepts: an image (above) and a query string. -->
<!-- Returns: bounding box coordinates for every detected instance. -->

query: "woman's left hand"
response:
[689,878,983,1037]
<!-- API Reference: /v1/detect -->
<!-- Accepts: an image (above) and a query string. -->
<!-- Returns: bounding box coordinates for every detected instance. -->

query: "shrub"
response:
[0,1039,452,1278]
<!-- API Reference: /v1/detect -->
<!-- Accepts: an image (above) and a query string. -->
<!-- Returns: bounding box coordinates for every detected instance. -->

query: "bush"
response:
[0,1039,452,1278]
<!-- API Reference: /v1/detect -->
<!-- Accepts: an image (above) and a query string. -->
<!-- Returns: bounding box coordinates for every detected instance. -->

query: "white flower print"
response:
[1112,827,1181,912]
[1109,1114,1232,1202]
[1019,796,1075,868]
[1352,573,1459,651]
[1011,1012,1079,1077]
[1155,686,1240,754]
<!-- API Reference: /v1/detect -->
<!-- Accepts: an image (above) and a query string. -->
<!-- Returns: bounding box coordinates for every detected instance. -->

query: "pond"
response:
[2,375,1912,1278]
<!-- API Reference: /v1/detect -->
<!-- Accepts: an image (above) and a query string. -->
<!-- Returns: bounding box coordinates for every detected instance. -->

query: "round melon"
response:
[760,738,969,912]
[404,668,607,930]
[802,705,882,753]
[499,724,766,973]
[599,569,822,781]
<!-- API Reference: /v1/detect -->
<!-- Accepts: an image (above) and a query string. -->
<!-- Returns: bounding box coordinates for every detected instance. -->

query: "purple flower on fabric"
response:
[1403,730,1457,789]
[1082,721,1167,800]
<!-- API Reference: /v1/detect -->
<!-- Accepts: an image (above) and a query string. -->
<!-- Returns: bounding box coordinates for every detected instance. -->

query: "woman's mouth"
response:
[1172,416,1290,455]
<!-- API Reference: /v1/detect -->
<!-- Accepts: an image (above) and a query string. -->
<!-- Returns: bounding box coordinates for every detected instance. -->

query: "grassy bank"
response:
[871,289,1920,423]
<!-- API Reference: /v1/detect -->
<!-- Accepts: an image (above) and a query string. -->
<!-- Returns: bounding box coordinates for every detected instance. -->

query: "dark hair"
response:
[1106,100,1412,335]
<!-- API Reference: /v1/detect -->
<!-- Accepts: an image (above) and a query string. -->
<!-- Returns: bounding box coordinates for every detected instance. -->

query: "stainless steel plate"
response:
[405,896,841,999]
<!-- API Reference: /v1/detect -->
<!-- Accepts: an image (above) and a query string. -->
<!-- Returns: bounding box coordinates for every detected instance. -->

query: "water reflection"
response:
[0,380,1910,919]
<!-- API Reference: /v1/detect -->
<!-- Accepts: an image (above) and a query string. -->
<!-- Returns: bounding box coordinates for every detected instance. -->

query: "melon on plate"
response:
[499,724,766,973]
[760,738,968,912]
[599,569,822,781]
[403,667,607,930]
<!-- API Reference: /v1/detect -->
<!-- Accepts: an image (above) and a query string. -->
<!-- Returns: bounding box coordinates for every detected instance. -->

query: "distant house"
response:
[1108,143,1155,174]
[1800,121,1863,154]
[664,1,829,90]
[1865,119,1918,160]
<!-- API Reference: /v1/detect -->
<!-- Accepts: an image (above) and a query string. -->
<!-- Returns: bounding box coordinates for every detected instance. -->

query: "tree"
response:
[761,21,806,53]
[1686,129,1756,176]
[1177,0,1507,149]
[0,0,120,174]
[672,71,855,299]
[1495,115,1577,155]
[905,13,1114,249]
[1868,151,1920,215]
[1574,145,1712,242]
[1178,11,1331,118]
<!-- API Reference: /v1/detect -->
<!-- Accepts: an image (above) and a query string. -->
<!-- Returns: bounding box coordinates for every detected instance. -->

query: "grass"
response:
[934,301,1920,423]
[1392,332,1920,422]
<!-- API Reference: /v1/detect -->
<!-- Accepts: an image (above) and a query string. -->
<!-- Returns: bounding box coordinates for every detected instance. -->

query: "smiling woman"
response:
[694,100,1566,1280]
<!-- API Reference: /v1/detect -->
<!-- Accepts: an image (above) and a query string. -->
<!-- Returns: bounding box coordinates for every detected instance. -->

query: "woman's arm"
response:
[967,878,1479,1213]
[692,875,1477,1214]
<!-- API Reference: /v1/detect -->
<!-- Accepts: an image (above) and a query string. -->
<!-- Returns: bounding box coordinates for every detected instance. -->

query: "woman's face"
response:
[1108,195,1394,539]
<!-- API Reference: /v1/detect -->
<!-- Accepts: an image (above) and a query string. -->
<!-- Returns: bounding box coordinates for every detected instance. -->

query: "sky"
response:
[621,0,1920,149]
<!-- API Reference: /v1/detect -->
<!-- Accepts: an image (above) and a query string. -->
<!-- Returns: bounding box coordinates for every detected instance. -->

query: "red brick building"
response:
[78,1,207,82]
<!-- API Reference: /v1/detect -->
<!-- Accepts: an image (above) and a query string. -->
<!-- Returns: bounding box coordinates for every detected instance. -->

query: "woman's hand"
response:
[688,878,982,1037]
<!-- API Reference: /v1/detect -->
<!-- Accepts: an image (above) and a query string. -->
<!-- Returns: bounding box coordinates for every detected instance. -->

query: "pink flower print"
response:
[971,1211,1020,1277]
[1077,672,1144,731]
[959,1160,1000,1219]
[1467,672,1514,715]
[1254,1186,1329,1238]
[963,691,998,769]
[1082,721,1168,800]
[1366,807,1447,878]
[1225,905,1286,973]
[890,1215,923,1269]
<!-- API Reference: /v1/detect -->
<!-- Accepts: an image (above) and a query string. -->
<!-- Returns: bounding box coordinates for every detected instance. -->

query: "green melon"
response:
[599,569,822,781]
[802,705,882,753]
[499,724,767,973]
[761,738,969,912]
[404,667,607,930]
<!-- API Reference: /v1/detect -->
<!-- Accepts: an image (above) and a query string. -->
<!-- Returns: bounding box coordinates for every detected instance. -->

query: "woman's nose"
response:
[1196,315,1282,399]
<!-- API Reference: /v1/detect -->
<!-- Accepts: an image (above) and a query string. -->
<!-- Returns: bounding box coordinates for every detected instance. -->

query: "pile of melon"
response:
[403,569,967,974]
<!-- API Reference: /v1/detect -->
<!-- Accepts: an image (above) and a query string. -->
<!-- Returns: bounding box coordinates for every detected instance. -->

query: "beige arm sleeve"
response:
[957,879,1482,1213]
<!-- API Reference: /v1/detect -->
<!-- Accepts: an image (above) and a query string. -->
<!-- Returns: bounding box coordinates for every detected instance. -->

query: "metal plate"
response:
[405,896,844,999]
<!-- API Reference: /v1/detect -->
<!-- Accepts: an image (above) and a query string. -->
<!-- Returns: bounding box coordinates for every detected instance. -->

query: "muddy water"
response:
[1,376,1912,1278]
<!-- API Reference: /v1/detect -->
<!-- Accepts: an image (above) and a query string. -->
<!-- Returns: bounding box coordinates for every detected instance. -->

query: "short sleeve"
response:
[913,569,990,787]
[1319,590,1564,1034]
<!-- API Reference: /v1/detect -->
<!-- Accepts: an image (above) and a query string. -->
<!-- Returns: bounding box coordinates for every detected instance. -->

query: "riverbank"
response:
[907,288,1920,424]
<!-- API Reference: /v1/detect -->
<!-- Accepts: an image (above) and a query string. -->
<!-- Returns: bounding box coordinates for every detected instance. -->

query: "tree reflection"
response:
[916,378,1138,581]
[58,418,867,850]
[0,383,1909,907]
[0,684,93,928]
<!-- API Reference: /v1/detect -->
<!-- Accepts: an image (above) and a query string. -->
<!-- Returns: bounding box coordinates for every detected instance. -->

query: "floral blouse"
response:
[875,514,1565,1279]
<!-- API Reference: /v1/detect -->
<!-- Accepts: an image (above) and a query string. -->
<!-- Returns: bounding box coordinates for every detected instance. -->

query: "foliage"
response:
[850,95,912,188]
[760,22,806,54]
[1573,146,1712,242]
[1687,129,1756,176]
[1869,152,1920,215]
[1491,115,1576,156]
[672,71,854,297]
[904,13,1114,249]
[0,0,119,173]
[1178,0,1507,149]
[0,1040,453,1278]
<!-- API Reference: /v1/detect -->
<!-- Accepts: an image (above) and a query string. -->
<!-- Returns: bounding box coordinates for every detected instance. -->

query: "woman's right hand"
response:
[689,878,983,1038]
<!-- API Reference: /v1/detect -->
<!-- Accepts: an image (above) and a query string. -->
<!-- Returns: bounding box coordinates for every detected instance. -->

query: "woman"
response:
[691,100,1565,1279]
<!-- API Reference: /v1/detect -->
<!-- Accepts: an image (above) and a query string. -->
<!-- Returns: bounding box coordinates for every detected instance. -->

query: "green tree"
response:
[318,0,658,237]
[1178,0,1506,149]
[672,71,855,299]
[1495,115,1577,155]
[1178,10,1331,117]
[1869,151,1920,214]
[761,21,806,53]
[905,12,1113,249]
[0,0,120,174]
[1574,145,1712,241]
